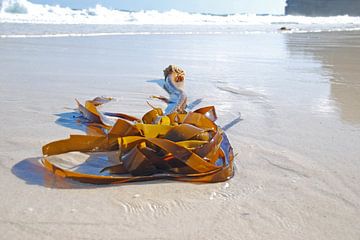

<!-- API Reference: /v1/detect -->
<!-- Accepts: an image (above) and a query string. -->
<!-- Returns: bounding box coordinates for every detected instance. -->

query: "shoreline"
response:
[2,22,360,38]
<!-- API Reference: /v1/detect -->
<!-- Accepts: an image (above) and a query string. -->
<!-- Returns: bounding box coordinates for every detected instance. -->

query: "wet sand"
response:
[0,31,359,239]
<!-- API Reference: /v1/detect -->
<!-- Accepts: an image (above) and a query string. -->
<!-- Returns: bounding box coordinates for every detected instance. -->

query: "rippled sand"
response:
[0,31,359,239]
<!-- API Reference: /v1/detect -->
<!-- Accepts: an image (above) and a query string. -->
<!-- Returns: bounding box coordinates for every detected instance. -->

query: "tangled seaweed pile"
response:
[41,67,234,184]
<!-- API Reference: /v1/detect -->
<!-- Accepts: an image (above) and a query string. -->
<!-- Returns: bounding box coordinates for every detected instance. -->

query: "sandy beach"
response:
[0,31,360,239]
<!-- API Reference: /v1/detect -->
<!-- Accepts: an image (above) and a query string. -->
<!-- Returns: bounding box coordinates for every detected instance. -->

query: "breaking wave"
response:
[1,0,360,38]
[1,0,360,25]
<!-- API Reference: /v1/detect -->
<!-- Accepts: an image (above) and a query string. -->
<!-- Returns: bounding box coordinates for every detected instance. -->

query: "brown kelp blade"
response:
[42,98,235,184]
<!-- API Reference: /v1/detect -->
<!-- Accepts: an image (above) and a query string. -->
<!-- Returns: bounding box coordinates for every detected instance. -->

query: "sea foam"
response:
[1,0,360,25]
[1,0,360,38]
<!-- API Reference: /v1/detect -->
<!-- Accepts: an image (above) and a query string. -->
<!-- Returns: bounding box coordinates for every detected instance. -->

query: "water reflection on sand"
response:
[285,31,360,125]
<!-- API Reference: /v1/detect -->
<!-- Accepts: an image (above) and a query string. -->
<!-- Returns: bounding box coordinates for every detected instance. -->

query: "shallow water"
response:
[0,31,359,239]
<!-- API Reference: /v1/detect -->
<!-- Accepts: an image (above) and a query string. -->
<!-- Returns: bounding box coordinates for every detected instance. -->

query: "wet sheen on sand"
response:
[0,31,359,239]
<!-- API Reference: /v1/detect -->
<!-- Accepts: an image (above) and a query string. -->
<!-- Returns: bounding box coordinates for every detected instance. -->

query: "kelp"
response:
[41,97,235,184]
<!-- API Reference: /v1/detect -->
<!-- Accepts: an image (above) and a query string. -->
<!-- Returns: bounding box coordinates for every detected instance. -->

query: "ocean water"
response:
[1,0,360,37]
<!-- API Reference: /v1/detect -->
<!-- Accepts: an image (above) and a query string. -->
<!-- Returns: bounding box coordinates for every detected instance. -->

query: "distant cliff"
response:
[285,0,360,16]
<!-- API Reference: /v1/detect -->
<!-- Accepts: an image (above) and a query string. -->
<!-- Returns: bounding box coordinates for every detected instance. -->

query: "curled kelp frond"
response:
[42,102,234,184]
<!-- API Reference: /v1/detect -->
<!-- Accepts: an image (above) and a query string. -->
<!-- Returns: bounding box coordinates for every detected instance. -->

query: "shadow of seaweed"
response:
[11,110,107,188]
[222,114,243,131]
[12,157,174,189]
[146,79,164,89]
[187,98,203,110]
[54,111,88,133]
[11,157,98,189]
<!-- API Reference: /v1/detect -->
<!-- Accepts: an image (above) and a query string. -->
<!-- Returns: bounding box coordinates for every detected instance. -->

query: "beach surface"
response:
[0,31,360,239]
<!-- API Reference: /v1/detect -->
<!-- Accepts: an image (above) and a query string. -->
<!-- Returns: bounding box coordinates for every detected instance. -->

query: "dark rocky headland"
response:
[285,0,360,16]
